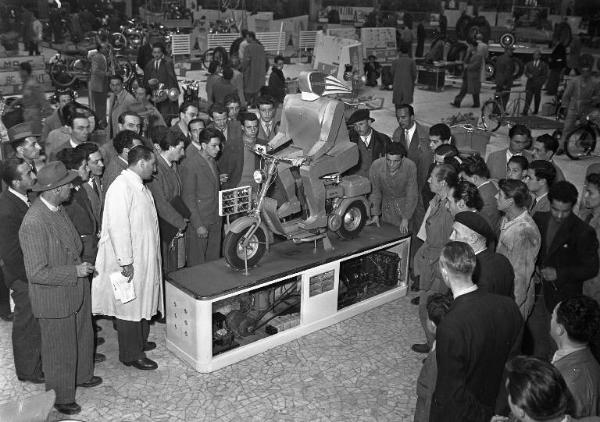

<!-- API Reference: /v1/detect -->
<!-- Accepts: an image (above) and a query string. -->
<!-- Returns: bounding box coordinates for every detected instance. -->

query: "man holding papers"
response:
[92,145,163,371]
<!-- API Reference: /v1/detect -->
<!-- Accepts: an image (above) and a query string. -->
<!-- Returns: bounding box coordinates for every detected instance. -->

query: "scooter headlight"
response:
[253,170,265,184]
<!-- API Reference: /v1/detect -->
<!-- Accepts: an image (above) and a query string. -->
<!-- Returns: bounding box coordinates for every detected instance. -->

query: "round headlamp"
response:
[253,170,265,184]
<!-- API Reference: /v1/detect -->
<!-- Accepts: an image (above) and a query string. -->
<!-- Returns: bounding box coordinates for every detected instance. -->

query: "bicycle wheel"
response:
[481,99,502,132]
[565,125,596,160]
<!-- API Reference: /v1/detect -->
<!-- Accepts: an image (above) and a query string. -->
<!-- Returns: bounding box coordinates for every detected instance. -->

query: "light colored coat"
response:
[497,211,541,319]
[92,169,163,321]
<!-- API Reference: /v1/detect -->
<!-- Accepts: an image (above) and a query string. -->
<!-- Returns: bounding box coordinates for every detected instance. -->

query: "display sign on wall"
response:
[313,33,364,82]
[326,6,373,23]
[0,55,51,94]
[360,27,397,65]
[326,27,359,40]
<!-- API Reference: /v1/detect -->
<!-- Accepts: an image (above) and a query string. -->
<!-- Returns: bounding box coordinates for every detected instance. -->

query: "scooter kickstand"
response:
[322,235,334,252]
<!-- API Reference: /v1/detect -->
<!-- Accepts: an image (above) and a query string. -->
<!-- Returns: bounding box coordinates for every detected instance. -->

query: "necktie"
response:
[92,178,100,197]
[584,212,593,225]
[531,197,537,211]
[155,60,159,72]
[405,129,410,147]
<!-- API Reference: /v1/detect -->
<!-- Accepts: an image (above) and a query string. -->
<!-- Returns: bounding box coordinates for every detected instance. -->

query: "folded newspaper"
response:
[110,272,136,304]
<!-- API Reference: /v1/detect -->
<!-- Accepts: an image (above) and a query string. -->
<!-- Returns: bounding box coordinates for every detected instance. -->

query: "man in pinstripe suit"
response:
[19,161,102,415]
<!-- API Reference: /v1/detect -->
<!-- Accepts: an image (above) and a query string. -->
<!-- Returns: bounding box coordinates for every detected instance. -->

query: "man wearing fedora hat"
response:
[450,211,515,298]
[19,161,101,415]
[346,109,390,178]
[8,123,43,174]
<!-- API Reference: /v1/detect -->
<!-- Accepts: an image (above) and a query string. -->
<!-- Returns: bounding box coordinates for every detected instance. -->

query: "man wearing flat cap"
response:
[8,123,43,174]
[346,109,391,178]
[19,161,101,415]
[450,211,515,298]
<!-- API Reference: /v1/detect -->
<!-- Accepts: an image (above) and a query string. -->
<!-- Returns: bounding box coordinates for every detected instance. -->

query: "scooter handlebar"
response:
[250,145,306,166]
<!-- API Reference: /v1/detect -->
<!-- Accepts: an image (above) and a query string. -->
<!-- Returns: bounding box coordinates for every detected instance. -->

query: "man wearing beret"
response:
[8,123,43,174]
[346,109,390,178]
[19,161,101,415]
[450,211,515,298]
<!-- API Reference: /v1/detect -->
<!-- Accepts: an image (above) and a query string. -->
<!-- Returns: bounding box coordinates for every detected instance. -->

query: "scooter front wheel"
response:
[336,200,367,240]
[224,225,267,270]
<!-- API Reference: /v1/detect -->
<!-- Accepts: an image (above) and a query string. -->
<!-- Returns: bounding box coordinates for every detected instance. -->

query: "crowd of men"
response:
[1,37,600,421]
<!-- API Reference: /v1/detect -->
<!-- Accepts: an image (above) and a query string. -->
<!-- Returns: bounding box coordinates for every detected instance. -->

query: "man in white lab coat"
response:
[92,145,163,370]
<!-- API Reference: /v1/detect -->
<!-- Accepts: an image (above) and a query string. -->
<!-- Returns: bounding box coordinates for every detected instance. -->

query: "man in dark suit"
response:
[346,109,390,178]
[211,105,245,190]
[450,211,515,298]
[256,96,279,143]
[19,161,101,415]
[180,128,223,266]
[168,102,198,147]
[431,241,522,422]
[522,49,549,116]
[494,46,515,109]
[531,134,566,182]
[486,124,533,180]
[143,42,179,126]
[76,143,105,226]
[0,157,43,382]
[530,181,599,360]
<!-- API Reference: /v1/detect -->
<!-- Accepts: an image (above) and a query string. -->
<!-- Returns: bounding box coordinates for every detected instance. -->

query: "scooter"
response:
[222,145,372,271]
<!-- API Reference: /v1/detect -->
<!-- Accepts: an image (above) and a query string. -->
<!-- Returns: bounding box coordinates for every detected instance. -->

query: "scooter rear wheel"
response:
[224,225,267,270]
[336,200,367,240]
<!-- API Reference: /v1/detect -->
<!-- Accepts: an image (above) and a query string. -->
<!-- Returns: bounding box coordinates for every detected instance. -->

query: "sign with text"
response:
[360,27,397,65]
[0,55,45,71]
[0,69,52,95]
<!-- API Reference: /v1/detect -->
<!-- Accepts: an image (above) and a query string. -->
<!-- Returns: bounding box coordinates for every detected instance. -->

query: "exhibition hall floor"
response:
[0,295,423,421]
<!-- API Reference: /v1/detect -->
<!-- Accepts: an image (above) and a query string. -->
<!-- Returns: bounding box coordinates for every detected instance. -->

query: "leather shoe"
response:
[18,374,45,384]
[54,402,81,415]
[410,296,420,305]
[122,357,158,370]
[0,312,14,322]
[450,101,460,108]
[143,341,157,352]
[94,353,106,363]
[77,375,103,388]
[96,336,105,346]
[411,343,431,354]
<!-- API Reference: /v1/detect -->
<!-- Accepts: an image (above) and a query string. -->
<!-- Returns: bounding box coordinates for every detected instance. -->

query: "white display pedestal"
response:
[165,225,410,373]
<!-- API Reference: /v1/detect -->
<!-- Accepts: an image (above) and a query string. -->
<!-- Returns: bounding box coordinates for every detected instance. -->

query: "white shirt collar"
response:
[535,192,548,201]
[8,187,29,206]
[453,284,478,299]
[476,180,491,189]
[360,131,372,147]
[551,344,588,364]
[506,149,522,162]
[69,139,79,148]
[40,195,59,212]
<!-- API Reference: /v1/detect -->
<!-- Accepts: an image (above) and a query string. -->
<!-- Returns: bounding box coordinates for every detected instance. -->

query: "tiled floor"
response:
[0,294,425,422]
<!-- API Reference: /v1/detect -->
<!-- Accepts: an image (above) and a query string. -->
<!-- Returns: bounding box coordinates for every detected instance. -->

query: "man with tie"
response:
[346,108,390,178]
[392,104,431,233]
[257,95,279,143]
[525,160,557,215]
[102,130,144,191]
[180,127,223,266]
[486,124,533,180]
[168,102,198,147]
[76,143,105,224]
[143,42,179,126]
[522,49,549,116]
[108,75,136,139]
[0,157,44,384]
[19,161,101,415]
[7,123,43,175]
